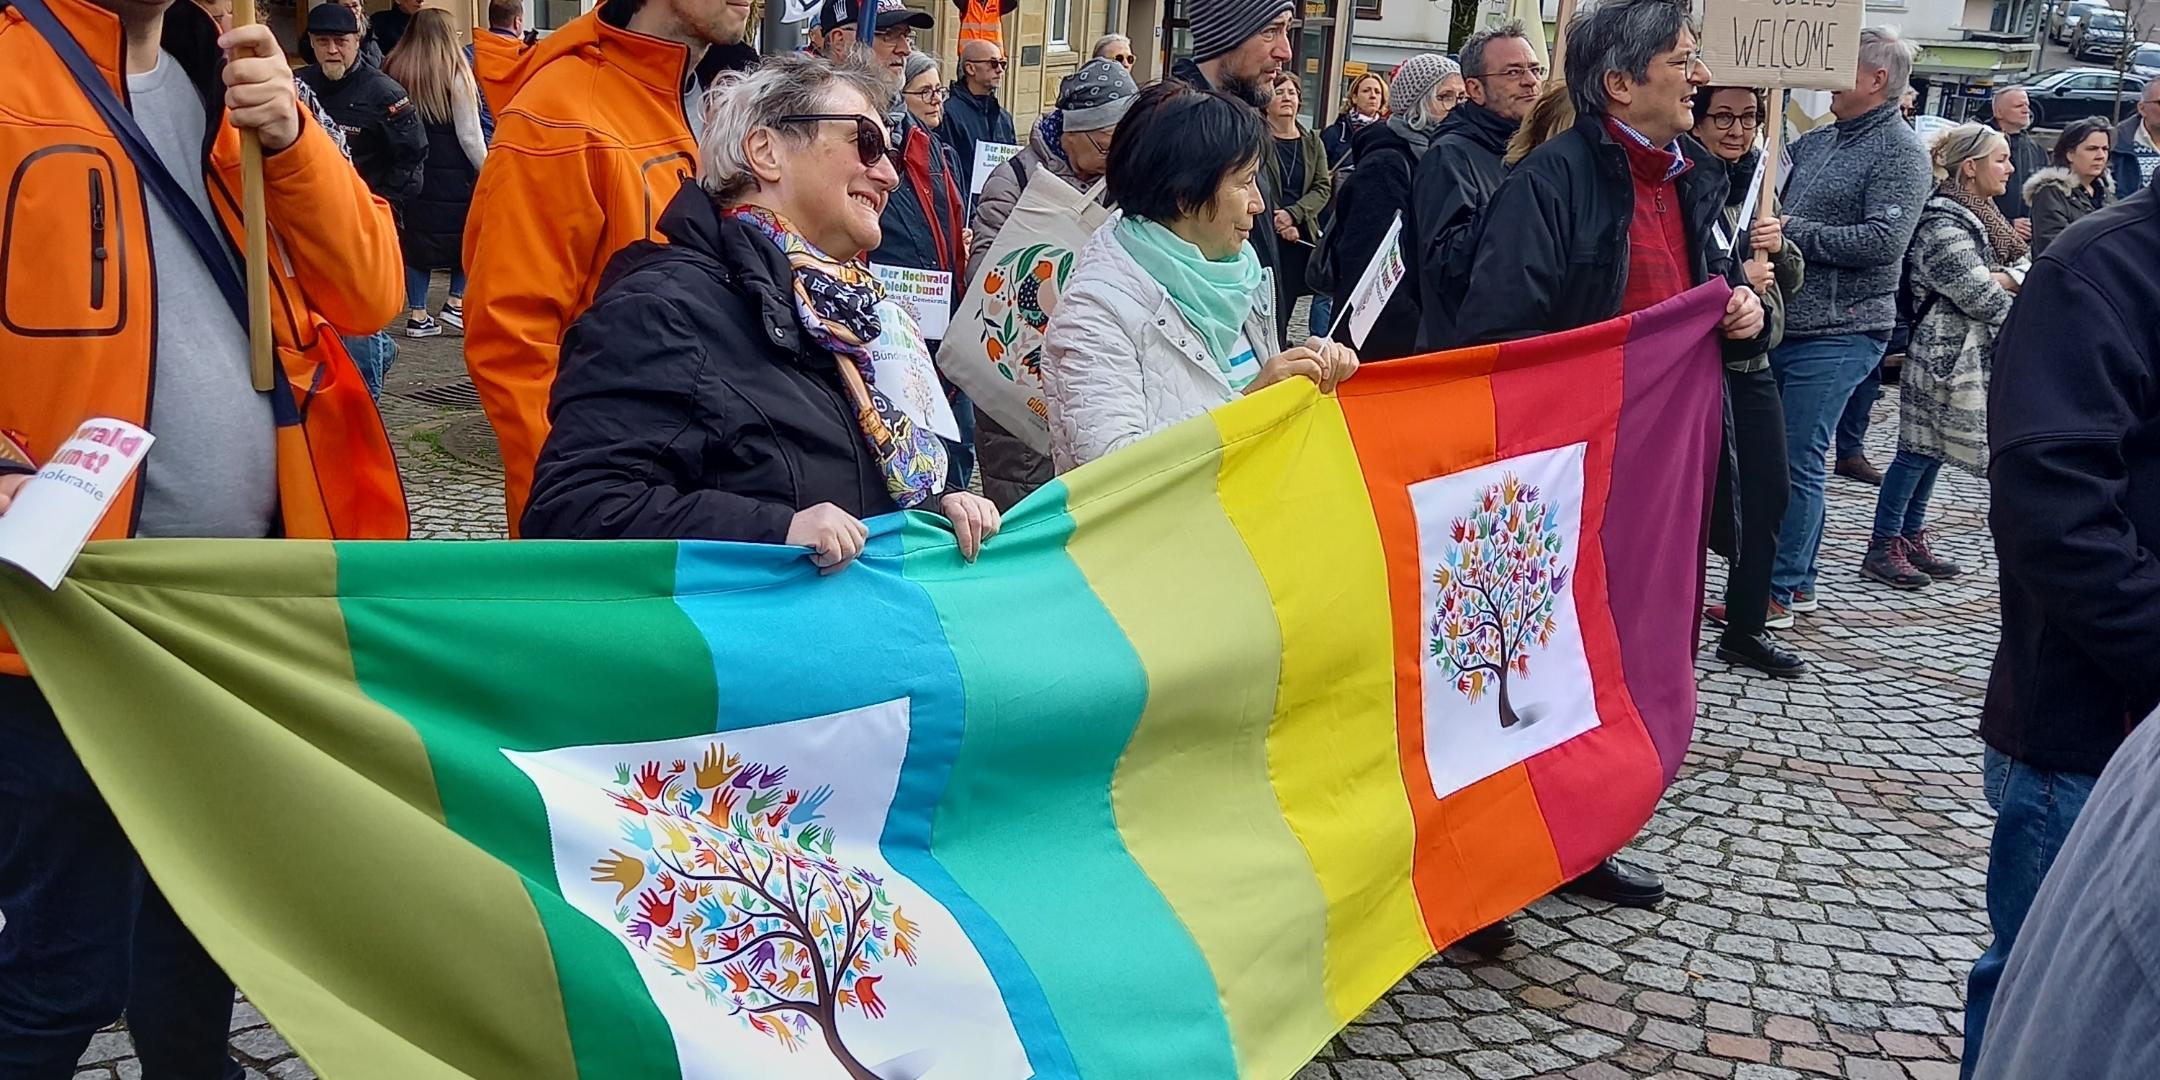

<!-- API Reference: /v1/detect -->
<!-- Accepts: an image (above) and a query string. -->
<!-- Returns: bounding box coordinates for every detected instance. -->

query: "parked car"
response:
[2020,66,2152,125]
[2131,41,2160,76]
[2052,0,2117,45]
[2074,11,2133,61]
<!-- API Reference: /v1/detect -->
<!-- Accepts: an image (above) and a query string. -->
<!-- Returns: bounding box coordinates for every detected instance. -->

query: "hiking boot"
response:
[1788,588,1819,614]
[438,298,465,331]
[406,314,443,338]
[1862,536,1931,589]
[1835,456,1884,486]
[1901,531,1962,580]
[1717,631,1811,679]
[1764,600,1795,630]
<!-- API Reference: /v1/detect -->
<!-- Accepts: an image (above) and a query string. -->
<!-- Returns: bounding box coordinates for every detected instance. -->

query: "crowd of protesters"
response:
[1,0,2158,1075]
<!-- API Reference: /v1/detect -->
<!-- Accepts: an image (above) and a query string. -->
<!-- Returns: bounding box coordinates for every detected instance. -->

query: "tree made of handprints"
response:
[589,746,922,1080]
[1428,473,1572,729]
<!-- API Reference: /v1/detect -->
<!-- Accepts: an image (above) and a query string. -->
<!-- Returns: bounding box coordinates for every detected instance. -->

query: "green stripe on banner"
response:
[906,482,1236,1078]
[339,540,721,1080]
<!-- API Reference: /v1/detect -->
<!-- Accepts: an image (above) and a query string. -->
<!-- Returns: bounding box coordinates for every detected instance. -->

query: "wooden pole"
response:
[1549,0,1578,78]
[1754,86,1786,266]
[233,0,275,393]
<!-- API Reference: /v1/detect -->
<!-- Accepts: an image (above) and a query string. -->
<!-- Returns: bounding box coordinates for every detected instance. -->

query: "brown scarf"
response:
[1945,180,2029,266]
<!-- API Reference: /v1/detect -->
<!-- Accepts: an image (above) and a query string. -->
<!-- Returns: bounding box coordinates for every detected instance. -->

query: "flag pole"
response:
[1549,0,1578,77]
[233,0,275,393]
[1754,87,1786,268]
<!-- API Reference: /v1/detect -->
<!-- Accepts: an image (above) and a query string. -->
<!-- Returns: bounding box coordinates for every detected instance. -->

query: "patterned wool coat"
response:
[1901,192,2018,477]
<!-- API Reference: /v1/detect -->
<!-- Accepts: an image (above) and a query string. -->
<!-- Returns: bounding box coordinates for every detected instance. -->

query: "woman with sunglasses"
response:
[1688,86,1810,679]
[1040,82,1359,470]
[523,56,1002,573]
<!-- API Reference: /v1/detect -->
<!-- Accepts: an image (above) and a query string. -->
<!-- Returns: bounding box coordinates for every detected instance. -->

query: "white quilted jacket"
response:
[1040,222,1280,471]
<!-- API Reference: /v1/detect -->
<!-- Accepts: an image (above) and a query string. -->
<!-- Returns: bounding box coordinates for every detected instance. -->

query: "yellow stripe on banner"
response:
[1063,417,1339,1079]
[1213,388,1430,1029]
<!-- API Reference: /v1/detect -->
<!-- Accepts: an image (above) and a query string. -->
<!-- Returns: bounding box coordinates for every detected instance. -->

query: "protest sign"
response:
[1333,213,1409,350]
[1701,0,1864,91]
[971,141,1022,196]
[872,263,955,340]
[867,300,962,441]
[0,418,153,589]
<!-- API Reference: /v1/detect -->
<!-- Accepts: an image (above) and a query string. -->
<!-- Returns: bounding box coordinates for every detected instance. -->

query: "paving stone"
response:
[1706,1003,1756,1034]
[1764,1016,1823,1044]
[1641,1019,1708,1053]
[1342,1026,1415,1056]
[1334,1062,1408,1080]
[1456,1050,1532,1079]
[1405,1022,1473,1055]
[1707,1034,1775,1064]
[1842,1059,1907,1080]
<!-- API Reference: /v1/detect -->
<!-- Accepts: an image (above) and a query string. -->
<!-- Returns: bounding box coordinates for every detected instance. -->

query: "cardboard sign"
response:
[868,299,963,442]
[1701,0,1863,91]
[0,418,154,589]
[872,264,955,341]
[971,141,1022,196]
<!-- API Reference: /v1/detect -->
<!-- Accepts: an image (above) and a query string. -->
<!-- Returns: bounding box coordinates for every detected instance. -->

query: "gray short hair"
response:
[1460,19,1531,79]
[903,50,940,87]
[1093,33,1130,58]
[697,55,893,205]
[1563,0,1693,120]
[1858,26,1917,101]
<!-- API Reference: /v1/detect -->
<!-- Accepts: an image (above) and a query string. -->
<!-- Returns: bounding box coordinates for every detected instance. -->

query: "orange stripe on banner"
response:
[1336,346,1564,948]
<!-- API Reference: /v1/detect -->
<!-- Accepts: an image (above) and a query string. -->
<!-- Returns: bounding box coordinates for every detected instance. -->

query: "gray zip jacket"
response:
[1778,101,1932,336]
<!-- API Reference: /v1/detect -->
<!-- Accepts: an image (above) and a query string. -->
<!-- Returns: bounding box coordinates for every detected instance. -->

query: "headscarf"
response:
[724,206,949,507]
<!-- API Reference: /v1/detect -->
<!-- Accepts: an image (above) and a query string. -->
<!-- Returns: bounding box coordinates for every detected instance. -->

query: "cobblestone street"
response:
[69,318,1999,1080]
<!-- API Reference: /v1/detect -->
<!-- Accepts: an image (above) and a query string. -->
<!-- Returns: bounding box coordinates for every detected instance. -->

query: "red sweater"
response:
[1610,119,1694,316]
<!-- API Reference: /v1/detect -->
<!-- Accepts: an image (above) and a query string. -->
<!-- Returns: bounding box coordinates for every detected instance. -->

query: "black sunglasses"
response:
[774,113,893,166]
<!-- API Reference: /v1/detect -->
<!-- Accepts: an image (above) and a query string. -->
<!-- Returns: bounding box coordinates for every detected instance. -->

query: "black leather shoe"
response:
[1562,857,1666,909]
[1717,631,1810,679]
[1456,921,1518,957]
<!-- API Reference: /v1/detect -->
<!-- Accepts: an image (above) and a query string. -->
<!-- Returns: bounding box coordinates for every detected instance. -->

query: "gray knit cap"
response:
[1189,0,1295,64]
[1390,53,1459,127]
[902,50,941,87]
[1057,58,1140,132]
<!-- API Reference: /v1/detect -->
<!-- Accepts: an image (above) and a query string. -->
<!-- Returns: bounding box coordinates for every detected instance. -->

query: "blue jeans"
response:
[344,330,397,401]
[1769,332,1888,604]
[1307,294,1334,341]
[0,677,243,1080]
[403,266,467,312]
[1871,449,1941,539]
[1961,748,2100,1079]
[1836,359,1882,460]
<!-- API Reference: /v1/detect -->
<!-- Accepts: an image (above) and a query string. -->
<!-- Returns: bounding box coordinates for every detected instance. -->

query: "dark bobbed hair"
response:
[1105,81,1269,223]
[2052,116,2113,167]
[1692,85,1767,129]
[1563,0,1693,120]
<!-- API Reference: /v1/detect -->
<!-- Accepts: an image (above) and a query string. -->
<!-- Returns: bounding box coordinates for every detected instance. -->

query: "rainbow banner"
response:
[0,285,1729,1080]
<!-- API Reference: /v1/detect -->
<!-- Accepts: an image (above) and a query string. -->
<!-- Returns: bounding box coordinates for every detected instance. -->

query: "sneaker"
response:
[1717,630,1811,679]
[1764,600,1796,630]
[1836,456,1884,486]
[1901,531,1962,580]
[1861,536,1931,589]
[438,299,465,331]
[406,314,443,338]
[1789,588,1819,614]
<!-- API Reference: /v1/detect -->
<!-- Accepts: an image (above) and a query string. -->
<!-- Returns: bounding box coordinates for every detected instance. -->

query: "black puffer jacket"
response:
[523,184,900,542]
[1413,100,1516,351]
[400,118,477,270]
[1441,114,1766,366]
[1326,118,1424,360]
[298,56,427,206]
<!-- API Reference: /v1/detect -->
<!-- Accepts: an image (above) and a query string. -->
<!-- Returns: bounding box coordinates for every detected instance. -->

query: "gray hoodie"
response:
[1778,101,1932,337]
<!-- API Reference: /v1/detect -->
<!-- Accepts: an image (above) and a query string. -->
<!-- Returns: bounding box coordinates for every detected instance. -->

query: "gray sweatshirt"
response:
[1778,101,1932,337]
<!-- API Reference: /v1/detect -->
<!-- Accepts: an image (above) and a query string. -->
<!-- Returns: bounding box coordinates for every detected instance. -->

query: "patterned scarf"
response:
[1036,110,1070,168]
[724,205,948,509]
[1944,180,2029,266]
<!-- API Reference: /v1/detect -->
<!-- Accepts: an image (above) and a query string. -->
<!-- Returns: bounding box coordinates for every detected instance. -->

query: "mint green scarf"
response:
[1113,215,1263,374]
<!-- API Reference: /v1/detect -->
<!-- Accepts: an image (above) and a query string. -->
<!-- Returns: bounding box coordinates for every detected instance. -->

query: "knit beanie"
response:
[1389,53,1458,127]
[1189,0,1295,64]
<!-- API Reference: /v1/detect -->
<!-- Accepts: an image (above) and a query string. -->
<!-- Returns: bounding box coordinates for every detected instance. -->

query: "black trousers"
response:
[1709,365,1790,638]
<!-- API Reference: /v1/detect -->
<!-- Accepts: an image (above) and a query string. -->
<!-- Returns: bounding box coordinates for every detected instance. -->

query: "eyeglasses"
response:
[1431,91,1466,109]
[1704,110,1762,131]
[1664,50,1708,74]
[874,26,914,44]
[903,85,948,102]
[1082,129,1111,155]
[966,57,1009,70]
[774,114,892,167]
[1470,63,1546,82]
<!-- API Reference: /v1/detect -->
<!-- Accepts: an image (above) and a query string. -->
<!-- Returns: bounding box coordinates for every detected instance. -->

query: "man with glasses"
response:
[463,0,758,533]
[1445,0,1767,915]
[823,0,933,83]
[942,38,1017,192]
[1413,19,1545,349]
